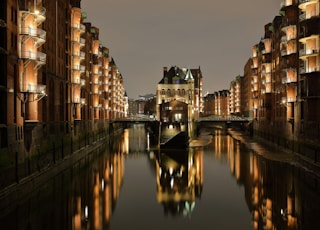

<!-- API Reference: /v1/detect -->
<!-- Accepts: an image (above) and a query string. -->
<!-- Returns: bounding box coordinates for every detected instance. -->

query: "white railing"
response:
[20,51,46,63]
[22,83,46,94]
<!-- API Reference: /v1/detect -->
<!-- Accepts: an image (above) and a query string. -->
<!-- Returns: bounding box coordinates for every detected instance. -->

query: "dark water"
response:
[1,124,320,230]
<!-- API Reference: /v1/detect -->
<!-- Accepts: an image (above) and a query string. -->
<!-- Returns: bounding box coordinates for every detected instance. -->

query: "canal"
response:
[1,123,320,230]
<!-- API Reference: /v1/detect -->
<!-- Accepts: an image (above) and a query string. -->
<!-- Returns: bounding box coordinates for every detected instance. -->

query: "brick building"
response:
[0,0,128,157]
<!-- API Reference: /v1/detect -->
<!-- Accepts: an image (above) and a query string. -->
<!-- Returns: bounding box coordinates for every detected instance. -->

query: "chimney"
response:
[163,67,167,76]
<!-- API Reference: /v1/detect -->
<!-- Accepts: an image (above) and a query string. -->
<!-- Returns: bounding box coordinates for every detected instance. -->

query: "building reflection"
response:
[2,127,320,229]
[154,148,203,217]
[71,144,125,230]
[124,124,147,154]
[210,129,320,230]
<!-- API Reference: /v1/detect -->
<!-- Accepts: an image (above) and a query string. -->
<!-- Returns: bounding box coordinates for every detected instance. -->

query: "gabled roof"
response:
[158,66,202,88]
[158,66,188,84]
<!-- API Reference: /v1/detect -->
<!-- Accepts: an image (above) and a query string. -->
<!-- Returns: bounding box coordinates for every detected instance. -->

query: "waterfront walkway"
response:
[228,129,320,177]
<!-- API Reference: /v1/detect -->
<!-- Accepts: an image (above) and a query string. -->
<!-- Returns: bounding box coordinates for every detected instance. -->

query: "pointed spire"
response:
[184,68,194,81]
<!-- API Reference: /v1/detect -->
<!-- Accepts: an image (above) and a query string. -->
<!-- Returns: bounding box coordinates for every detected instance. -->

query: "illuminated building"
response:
[298,0,320,142]
[247,0,320,155]
[242,58,253,117]
[155,149,203,216]
[156,66,203,121]
[229,76,242,115]
[203,90,230,116]
[0,0,128,175]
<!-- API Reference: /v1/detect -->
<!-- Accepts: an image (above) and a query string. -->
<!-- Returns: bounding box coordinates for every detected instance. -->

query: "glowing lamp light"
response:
[170,178,174,188]
[84,205,88,219]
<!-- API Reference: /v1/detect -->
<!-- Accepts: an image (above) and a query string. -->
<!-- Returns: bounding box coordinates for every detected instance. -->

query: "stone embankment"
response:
[227,129,320,177]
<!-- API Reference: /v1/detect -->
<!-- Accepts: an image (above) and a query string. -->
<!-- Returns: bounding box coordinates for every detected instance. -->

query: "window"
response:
[11,7,17,23]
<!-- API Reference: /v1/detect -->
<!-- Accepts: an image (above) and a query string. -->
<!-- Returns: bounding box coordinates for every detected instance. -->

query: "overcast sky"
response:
[81,0,280,99]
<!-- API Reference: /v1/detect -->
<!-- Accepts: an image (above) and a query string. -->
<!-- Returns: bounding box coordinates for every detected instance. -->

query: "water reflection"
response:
[207,129,320,230]
[71,138,125,230]
[154,148,203,217]
[1,125,320,230]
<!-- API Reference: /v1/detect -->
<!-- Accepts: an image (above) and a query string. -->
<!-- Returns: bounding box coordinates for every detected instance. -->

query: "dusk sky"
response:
[81,0,280,99]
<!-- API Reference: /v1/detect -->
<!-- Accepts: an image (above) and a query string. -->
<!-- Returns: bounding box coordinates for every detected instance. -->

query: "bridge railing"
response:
[114,114,156,122]
[196,115,252,122]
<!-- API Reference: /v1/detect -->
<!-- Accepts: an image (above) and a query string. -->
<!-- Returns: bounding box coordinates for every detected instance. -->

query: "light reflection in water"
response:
[1,125,320,230]
[70,138,126,230]
[154,148,203,217]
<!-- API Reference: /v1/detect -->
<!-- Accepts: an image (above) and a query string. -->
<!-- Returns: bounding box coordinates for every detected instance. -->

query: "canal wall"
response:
[250,120,320,168]
[0,121,123,194]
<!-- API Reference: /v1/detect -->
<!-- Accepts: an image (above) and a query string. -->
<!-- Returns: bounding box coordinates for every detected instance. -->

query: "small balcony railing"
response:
[74,97,86,105]
[21,83,46,94]
[299,0,316,6]
[300,66,319,74]
[20,51,46,64]
[299,48,319,58]
[72,64,85,72]
[28,6,46,25]
[20,27,46,41]
[81,79,86,87]
[72,23,86,33]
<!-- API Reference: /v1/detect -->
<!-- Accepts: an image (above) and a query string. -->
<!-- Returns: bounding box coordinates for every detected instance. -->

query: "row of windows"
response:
[165,106,184,111]
[160,89,192,96]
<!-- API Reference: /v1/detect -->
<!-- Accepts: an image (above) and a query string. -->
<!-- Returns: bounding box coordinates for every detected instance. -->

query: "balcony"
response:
[74,97,86,105]
[32,7,46,25]
[73,51,85,60]
[81,79,86,87]
[21,6,46,25]
[300,66,319,74]
[94,104,102,108]
[72,77,81,84]
[251,87,258,92]
[72,23,86,34]
[282,76,296,84]
[261,69,271,76]
[21,83,46,94]
[281,24,296,33]
[299,0,318,10]
[20,27,46,46]
[72,37,86,46]
[20,51,46,65]
[93,90,102,95]
[93,70,103,76]
[80,51,85,60]
[299,48,319,59]
[281,48,297,56]
[72,64,85,72]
